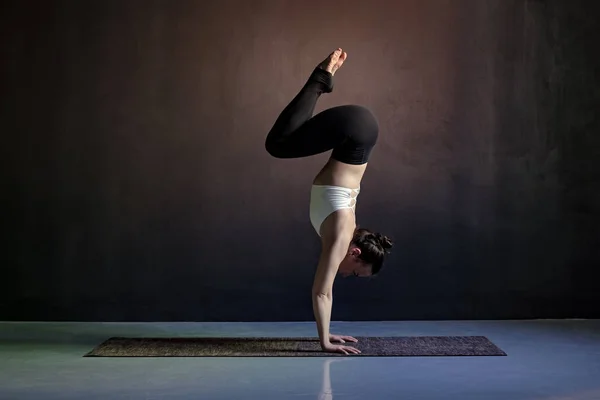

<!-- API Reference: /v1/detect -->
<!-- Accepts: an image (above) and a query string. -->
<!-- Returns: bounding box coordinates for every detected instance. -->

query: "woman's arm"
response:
[312,211,356,351]
[312,241,347,348]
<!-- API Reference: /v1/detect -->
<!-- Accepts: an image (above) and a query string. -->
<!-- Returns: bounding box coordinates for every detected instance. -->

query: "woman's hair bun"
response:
[373,233,393,252]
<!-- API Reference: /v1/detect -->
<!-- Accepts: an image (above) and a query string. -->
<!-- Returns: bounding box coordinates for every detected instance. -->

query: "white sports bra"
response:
[309,184,360,236]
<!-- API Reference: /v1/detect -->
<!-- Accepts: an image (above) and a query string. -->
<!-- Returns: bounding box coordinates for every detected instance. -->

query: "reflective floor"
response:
[1,320,600,399]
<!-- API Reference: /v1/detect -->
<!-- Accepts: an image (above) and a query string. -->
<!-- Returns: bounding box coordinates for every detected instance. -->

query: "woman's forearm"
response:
[312,292,333,347]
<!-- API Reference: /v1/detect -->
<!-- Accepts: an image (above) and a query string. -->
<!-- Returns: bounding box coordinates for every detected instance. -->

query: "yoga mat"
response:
[84,336,507,357]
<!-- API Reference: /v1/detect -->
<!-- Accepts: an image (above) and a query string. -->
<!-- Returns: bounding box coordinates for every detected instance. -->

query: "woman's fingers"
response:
[341,345,361,354]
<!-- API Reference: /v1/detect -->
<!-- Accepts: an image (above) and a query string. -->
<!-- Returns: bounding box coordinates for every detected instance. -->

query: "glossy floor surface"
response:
[1,320,600,399]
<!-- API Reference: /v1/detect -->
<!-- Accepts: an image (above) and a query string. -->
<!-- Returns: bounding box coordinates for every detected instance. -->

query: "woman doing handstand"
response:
[265,48,393,355]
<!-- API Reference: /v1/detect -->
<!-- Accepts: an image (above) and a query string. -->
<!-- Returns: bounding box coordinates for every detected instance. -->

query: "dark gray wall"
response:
[1,0,598,321]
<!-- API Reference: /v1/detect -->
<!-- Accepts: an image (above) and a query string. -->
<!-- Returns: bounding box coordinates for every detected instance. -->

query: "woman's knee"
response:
[265,138,277,157]
[265,138,286,158]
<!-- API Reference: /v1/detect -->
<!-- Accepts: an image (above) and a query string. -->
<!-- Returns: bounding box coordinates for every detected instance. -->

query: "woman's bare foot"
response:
[318,48,347,76]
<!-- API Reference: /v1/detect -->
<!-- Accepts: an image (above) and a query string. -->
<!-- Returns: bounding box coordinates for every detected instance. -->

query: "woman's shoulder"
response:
[319,211,356,247]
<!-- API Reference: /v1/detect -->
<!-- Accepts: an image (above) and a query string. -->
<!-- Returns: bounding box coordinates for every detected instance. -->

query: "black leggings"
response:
[265,68,379,165]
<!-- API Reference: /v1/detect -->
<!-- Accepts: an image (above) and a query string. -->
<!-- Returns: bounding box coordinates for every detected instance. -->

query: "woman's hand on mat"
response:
[329,334,358,344]
[322,342,361,355]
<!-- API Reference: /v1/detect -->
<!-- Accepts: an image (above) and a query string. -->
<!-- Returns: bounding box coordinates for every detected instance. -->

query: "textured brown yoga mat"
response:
[84,336,506,357]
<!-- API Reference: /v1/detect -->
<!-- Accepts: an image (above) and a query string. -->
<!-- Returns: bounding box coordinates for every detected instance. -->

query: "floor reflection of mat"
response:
[84,336,507,357]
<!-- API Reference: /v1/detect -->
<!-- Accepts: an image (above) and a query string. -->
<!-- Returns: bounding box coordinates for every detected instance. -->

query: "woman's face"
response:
[338,247,372,278]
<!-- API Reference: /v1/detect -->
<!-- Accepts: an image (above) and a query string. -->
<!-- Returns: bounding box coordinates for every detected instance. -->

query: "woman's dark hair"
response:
[352,227,393,275]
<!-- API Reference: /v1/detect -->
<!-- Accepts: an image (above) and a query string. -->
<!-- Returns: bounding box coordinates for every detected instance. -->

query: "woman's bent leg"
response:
[265,68,343,159]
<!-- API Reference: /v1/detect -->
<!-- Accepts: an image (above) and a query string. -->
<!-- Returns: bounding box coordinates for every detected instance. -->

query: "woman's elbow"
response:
[312,289,332,299]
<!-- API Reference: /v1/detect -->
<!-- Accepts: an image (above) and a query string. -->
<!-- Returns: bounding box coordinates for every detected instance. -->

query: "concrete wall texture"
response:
[2,0,598,321]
